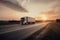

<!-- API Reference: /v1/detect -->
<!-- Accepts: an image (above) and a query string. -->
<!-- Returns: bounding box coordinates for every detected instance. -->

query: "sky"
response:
[0,0,60,20]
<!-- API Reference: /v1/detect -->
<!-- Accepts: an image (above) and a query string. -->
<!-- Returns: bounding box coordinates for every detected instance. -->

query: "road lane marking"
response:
[0,23,48,34]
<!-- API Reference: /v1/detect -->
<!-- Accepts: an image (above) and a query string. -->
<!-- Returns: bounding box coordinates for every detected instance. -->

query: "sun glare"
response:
[27,13,48,20]
[40,15,47,20]
[36,15,48,20]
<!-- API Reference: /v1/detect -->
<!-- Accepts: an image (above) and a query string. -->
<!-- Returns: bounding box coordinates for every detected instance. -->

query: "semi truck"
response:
[20,17,36,25]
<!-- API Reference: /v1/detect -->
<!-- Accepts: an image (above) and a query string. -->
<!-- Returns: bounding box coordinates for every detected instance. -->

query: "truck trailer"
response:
[20,17,35,25]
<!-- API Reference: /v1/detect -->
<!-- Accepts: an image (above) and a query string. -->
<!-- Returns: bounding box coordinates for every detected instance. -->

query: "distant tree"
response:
[56,19,60,22]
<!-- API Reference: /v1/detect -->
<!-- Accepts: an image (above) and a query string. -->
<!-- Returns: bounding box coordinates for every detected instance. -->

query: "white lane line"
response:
[0,23,48,34]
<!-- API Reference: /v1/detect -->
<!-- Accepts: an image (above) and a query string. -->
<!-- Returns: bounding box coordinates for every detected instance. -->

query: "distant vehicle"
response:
[20,17,36,25]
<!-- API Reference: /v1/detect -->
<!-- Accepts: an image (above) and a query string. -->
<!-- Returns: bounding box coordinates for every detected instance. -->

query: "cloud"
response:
[30,0,54,3]
[50,1,60,15]
[0,0,28,12]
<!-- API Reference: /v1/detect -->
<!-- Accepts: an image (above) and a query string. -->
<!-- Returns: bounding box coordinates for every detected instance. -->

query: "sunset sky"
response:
[0,0,60,20]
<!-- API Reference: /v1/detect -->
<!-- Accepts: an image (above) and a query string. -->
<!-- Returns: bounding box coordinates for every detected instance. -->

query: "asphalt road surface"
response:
[0,22,48,40]
[24,22,60,40]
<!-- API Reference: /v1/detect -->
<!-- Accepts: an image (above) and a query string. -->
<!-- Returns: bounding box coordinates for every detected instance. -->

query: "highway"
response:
[0,22,48,40]
[24,22,60,40]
